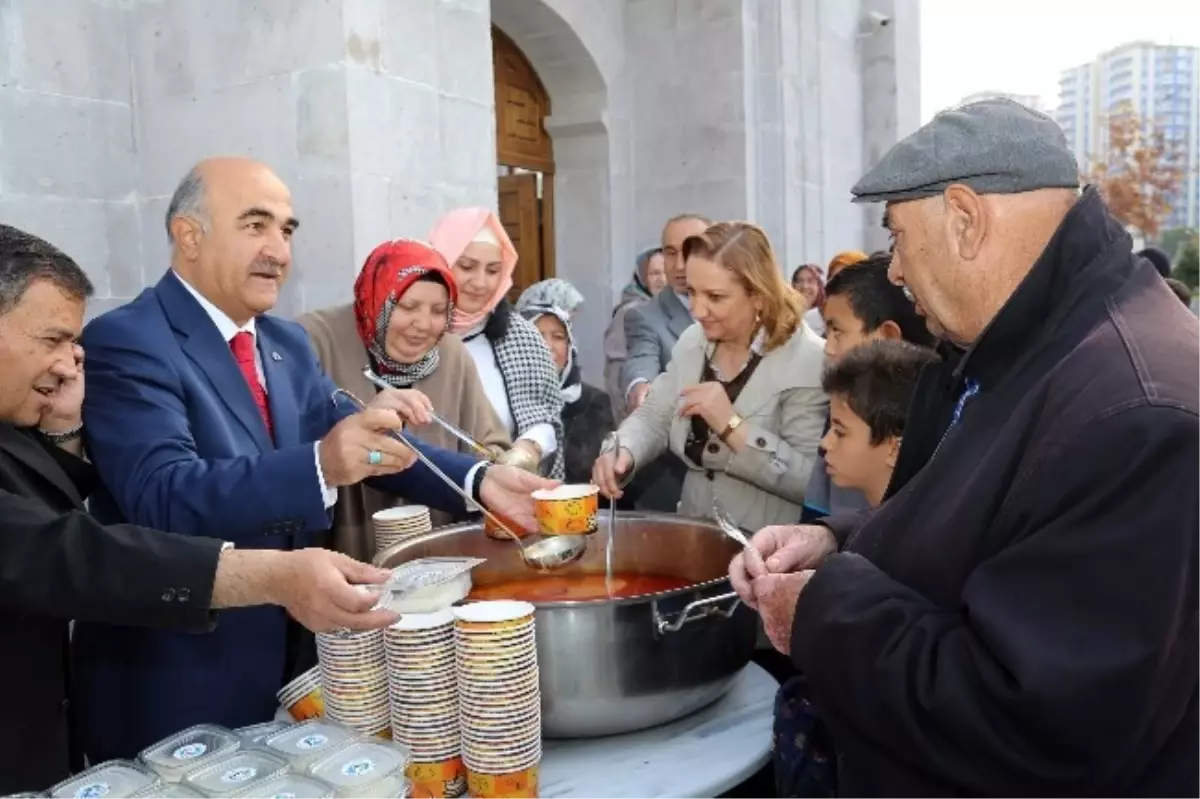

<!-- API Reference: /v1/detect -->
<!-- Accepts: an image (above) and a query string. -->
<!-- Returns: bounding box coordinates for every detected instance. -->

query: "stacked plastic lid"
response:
[317,629,390,738]
[385,610,466,799]
[372,505,432,555]
[48,760,160,798]
[277,665,324,721]
[180,749,289,798]
[453,601,541,799]
[137,724,241,783]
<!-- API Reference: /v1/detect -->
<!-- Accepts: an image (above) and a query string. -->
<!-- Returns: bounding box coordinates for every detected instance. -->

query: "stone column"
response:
[626,0,750,246]
[860,0,922,253]
[127,0,496,318]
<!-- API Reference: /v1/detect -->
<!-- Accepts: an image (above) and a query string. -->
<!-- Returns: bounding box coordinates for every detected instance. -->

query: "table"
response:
[539,663,777,798]
[277,663,778,798]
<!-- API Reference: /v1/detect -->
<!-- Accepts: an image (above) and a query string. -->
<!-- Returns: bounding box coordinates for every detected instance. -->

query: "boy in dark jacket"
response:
[800,255,933,522]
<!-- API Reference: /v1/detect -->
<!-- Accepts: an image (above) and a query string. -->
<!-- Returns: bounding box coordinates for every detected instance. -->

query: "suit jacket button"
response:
[756,437,767,447]
[706,442,720,454]
[178,588,191,602]
[161,588,176,602]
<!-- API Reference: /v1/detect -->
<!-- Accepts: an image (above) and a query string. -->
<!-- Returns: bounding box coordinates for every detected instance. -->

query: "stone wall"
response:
[1,0,920,381]
[0,0,138,319]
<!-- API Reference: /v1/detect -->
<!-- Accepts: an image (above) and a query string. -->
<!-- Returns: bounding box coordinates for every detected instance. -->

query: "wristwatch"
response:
[717,413,744,442]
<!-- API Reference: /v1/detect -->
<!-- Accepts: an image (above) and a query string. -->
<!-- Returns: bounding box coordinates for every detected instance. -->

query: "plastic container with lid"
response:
[180,750,289,798]
[235,720,293,746]
[130,783,203,798]
[264,720,359,770]
[306,741,411,798]
[138,725,241,783]
[48,760,160,798]
[229,774,336,799]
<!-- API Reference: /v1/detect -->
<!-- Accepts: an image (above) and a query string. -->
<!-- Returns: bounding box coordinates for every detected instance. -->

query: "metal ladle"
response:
[332,388,586,572]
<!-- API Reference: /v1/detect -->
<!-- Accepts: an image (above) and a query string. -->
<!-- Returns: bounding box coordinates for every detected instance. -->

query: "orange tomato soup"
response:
[468,573,692,602]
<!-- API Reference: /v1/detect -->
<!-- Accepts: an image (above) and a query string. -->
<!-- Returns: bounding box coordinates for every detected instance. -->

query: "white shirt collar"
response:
[172,270,256,343]
[674,290,691,311]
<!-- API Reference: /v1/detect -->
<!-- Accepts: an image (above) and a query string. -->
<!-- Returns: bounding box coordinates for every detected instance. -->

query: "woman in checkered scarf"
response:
[516,280,616,485]
[429,208,565,479]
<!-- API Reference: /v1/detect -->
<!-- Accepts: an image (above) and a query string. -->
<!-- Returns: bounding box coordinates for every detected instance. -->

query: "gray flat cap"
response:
[851,98,1079,204]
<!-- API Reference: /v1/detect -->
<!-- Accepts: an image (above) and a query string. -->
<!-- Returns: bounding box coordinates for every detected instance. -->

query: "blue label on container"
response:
[74,782,110,799]
[172,742,207,760]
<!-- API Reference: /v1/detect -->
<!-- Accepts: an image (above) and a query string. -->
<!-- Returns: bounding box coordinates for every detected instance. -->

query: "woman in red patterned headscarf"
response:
[297,239,511,557]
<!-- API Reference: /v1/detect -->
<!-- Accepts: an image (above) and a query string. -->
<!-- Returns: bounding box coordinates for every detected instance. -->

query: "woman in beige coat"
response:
[593,222,827,532]
[299,239,510,560]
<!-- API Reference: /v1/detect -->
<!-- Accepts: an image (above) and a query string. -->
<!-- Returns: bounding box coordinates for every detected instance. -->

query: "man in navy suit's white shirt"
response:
[75,156,553,761]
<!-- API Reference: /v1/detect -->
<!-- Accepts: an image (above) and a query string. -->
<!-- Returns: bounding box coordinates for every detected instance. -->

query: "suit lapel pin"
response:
[271,352,283,362]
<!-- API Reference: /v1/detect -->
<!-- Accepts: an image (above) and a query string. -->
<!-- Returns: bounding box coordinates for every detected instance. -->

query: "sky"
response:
[920,0,1200,121]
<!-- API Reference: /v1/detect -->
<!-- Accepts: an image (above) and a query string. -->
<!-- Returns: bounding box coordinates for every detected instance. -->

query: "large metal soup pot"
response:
[375,511,757,738]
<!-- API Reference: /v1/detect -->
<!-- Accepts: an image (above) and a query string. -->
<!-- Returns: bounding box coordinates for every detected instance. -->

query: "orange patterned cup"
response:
[531,484,599,535]
[467,765,538,798]
[283,687,324,721]
[408,756,468,799]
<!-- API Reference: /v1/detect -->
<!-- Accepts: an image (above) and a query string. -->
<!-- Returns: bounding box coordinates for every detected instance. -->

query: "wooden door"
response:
[498,172,542,301]
[493,25,554,296]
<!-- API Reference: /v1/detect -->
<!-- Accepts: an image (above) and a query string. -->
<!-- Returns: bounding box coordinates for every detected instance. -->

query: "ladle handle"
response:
[653,591,742,635]
[331,389,523,542]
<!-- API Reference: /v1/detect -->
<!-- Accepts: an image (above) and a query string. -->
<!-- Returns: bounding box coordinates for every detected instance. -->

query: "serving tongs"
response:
[332,388,585,572]
[362,368,497,462]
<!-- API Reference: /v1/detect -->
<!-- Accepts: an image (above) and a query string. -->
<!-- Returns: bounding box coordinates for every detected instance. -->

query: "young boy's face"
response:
[823,295,880,362]
[821,394,899,506]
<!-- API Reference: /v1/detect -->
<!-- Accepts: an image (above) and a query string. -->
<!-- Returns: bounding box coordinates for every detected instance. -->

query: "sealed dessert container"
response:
[264,720,360,770]
[137,724,241,783]
[234,720,293,746]
[373,558,485,614]
[180,750,289,798]
[229,774,336,799]
[131,783,203,798]
[49,760,160,798]
[306,741,411,798]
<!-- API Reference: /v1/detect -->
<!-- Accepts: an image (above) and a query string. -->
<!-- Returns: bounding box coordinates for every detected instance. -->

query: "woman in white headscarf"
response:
[428,208,565,478]
[516,279,615,485]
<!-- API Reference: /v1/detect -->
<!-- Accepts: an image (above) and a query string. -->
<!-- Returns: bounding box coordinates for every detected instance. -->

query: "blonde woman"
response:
[593,222,828,530]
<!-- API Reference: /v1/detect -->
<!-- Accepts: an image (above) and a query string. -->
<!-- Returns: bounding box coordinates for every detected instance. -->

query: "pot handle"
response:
[654,591,742,634]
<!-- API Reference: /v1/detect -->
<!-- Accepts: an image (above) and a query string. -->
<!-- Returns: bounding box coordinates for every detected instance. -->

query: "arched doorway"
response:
[492,26,555,300]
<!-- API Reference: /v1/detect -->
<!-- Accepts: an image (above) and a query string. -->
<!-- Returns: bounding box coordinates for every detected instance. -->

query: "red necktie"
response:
[230,331,274,439]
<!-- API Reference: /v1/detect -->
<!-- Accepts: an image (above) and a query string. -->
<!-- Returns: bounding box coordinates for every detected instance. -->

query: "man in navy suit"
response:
[75,157,553,761]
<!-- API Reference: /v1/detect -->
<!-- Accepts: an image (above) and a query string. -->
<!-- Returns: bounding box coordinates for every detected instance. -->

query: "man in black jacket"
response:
[0,224,399,794]
[731,100,1198,796]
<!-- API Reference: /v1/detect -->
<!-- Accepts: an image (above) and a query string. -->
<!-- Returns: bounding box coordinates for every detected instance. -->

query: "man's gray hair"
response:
[0,224,94,315]
[165,167,209,242]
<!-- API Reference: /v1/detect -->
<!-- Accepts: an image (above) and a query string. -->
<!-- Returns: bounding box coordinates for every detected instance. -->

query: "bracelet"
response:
[40,424,83,444]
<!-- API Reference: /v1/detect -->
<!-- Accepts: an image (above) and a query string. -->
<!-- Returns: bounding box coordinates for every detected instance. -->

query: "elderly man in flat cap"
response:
[731,99,1198,796]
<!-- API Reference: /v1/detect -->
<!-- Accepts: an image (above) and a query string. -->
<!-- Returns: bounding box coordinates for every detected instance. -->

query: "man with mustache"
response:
[74,157,553,762]
[0,224,399,793]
